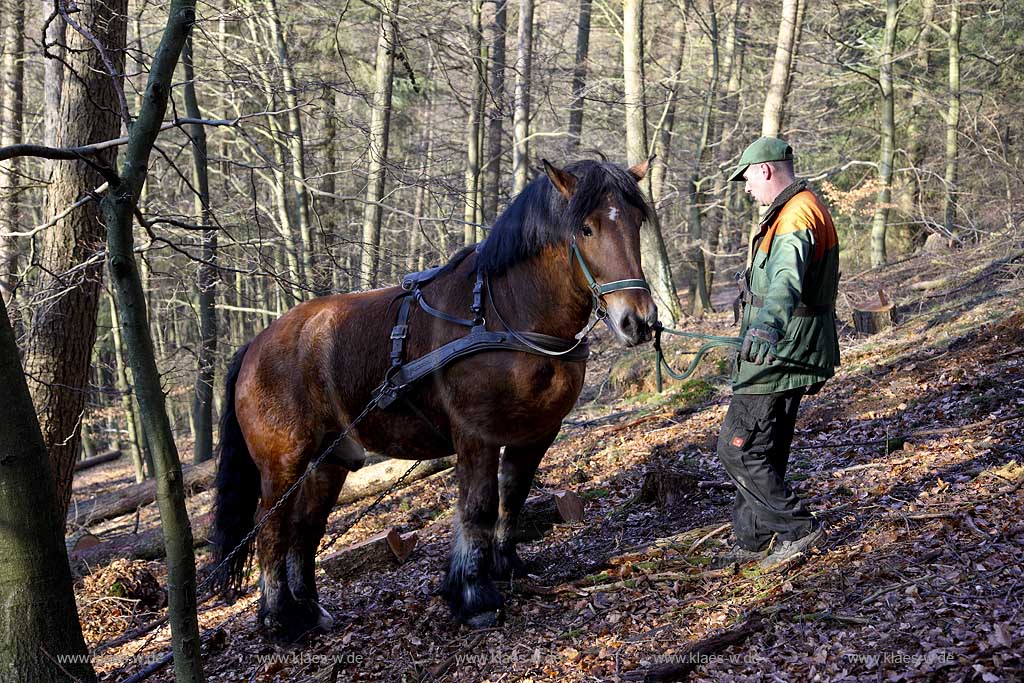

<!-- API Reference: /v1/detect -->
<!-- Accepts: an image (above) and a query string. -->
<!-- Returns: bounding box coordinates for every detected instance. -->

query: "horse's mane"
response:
[473,160,652,275]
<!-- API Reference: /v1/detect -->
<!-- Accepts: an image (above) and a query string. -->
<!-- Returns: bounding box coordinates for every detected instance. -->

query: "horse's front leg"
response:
[493,431,559,580]
[441,433,503,628]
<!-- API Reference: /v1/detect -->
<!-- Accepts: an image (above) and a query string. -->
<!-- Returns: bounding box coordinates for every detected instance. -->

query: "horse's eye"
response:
[581,226,593,237]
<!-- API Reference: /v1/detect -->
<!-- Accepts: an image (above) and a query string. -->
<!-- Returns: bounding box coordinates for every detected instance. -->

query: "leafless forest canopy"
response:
[0,0,1020,465]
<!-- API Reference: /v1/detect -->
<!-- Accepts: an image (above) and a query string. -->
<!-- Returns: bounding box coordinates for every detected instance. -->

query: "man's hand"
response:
[741,327,781,365]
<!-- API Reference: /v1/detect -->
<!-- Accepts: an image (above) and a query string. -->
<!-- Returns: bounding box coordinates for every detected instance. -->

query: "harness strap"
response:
[471,266,485,324]
[390,294,414,369]
[375,328,589,409]
[413,289,476,328]
[595,278,651,295]
[569,238,651,302]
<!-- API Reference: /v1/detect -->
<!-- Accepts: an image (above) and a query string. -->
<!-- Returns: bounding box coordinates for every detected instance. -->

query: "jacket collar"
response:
[760,179,808,227]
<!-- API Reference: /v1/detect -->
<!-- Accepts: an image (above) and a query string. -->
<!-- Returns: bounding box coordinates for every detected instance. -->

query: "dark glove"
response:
[740,327,781,365]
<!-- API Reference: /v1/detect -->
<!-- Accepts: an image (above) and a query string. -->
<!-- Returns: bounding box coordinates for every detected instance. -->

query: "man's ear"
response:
[760,162,773,180]
[543,159,577,199]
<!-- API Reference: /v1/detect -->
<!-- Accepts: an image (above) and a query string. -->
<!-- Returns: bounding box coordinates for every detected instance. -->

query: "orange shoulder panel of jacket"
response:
[760,190,838,258]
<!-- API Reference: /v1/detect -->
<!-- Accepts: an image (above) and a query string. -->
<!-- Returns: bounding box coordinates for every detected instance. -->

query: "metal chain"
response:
[317,458,425,557]
[115,396,383,679]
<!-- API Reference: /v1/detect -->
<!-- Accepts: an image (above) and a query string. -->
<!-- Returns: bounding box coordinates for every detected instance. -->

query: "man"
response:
[712,137,840,570]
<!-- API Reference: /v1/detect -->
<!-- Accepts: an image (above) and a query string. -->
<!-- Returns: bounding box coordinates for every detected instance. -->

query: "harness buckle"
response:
[390,325,408,340]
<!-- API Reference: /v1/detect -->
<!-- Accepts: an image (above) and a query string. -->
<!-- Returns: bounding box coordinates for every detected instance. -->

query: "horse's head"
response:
[543,158,659,347]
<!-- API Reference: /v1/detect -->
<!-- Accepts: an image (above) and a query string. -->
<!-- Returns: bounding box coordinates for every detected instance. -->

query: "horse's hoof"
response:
[258,602,325,642]
[464,609,502,629]
[315,602,335,630]
[492,546,526,581]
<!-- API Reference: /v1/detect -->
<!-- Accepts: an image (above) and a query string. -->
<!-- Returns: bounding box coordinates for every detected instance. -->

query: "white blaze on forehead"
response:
[607,206,620,222]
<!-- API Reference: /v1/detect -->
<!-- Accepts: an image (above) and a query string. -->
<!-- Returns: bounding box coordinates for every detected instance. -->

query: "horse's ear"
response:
[628,155,656,181]
[543,159,577,199]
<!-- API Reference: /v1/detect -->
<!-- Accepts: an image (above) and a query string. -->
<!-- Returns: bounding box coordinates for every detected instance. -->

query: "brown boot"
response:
[710,544,769,569]
[758,528,825,571]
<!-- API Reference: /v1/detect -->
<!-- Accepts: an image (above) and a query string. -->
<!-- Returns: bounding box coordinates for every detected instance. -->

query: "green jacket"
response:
[733,180,841,395]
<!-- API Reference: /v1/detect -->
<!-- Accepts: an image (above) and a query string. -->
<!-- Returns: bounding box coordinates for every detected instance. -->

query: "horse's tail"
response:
[209,342,260,600]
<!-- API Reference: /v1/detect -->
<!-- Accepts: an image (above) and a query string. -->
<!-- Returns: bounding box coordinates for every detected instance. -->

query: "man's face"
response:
[742,163,772,206]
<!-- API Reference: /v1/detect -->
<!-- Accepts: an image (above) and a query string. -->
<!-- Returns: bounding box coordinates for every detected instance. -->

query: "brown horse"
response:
[210,158,659,638]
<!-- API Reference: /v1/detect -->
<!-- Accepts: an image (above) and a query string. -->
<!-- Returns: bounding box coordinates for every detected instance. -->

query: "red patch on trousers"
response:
[731,436,745,448]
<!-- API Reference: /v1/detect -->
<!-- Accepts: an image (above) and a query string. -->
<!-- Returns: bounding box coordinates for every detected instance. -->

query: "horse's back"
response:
[234,289,398,459]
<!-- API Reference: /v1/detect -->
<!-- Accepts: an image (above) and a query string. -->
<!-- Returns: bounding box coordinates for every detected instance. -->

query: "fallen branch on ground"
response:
[74,449,122,471]
[69,459,216,528]
[623,612,766,682]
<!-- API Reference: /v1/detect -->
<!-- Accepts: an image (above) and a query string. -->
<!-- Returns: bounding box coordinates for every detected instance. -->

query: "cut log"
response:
[74,448,122,471]
[69,513,212,576]
[68,459,217,528]
[319,528,418,580]
[335,456,456,507]
[639,467,701,507]
[69,455,451,530]
[514,490,584,542]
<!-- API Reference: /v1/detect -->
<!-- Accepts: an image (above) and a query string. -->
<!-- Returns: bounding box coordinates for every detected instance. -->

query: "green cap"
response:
[728,137,794,182]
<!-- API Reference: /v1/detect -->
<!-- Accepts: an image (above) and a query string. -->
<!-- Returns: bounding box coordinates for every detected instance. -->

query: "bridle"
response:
[568,232,651,318]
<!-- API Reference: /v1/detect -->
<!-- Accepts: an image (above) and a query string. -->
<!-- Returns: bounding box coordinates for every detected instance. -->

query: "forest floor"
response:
[73,240,1024,683]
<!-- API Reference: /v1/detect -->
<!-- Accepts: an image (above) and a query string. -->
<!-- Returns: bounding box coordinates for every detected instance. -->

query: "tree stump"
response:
[513,490,584,543]
[639,467,700,507]
[852,288,895,335]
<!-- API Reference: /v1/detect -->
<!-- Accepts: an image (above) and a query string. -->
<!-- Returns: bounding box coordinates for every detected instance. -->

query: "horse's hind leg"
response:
[493,431,558,580]
[441,434,503,627]
[255,483,306,640]
[287,461,348,630]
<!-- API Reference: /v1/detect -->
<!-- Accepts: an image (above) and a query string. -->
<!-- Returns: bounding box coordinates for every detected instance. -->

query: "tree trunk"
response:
[650,5,688,207]
[870,0,898,268]
[360,0,399,288]
[25,0,128,524]
[482,0,508,226]
[512,0,535,194]
[43,7,66,151]
[0,2,25,306]
[687,0,719,318]
[464,0,485,246]
[623,0,684,324]
[777,0,806,133]
[107,290,150,482]
[101,0,206,679]
[0,299,97,682]
[943,0,961,238]
[708,0,744,294]
[322,89,338,279]
[898,0,935,247]
[245,9,303,298]
[183,35,217,464]
[264,0,318,292]
[566,0,593,152]
[761,0,799,138]
[69,459,217,529]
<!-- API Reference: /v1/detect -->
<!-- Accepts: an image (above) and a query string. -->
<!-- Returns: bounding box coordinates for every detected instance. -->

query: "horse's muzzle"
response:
[616,307,658,347]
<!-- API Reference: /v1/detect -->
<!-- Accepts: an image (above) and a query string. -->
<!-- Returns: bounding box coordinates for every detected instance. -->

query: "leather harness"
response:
[372,239,648,411]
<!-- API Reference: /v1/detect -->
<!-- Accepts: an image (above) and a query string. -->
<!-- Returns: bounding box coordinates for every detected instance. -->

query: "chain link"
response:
[114,396,388,680]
